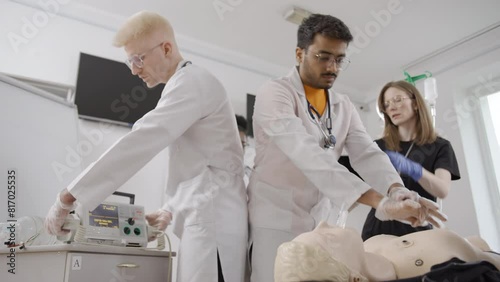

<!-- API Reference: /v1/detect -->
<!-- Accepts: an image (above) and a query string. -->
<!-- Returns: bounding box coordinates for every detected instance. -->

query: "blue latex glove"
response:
[385,150,423,182]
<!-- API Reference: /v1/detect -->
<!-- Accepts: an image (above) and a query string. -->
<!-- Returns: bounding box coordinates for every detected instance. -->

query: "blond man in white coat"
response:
[44,11,247,282]
[248,14,446,282]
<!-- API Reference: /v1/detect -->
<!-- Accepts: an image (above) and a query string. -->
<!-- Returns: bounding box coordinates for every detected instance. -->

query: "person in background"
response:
[236,114,253,187]
[44,11,247,282]
[247,14,446,282]
[236,114,248,148]
[362,80,460,241]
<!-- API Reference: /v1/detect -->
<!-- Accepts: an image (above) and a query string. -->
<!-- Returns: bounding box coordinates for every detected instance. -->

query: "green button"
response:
[124,227,131,235]
[134,228,141,236]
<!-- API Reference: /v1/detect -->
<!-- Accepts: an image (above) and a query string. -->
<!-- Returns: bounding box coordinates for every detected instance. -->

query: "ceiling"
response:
[67,0,500,102]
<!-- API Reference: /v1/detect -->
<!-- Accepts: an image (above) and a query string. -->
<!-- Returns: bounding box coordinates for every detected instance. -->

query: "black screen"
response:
[246,94,256,137]
[88,204,119,228]
[75,53,164,126]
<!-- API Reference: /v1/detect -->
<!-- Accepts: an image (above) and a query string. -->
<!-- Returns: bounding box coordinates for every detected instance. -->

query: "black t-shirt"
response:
[361,136,461,241]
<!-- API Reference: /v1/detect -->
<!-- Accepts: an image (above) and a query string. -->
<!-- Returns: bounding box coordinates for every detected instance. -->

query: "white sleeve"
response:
[254,82,371,208]
[343,101,403,194]
[68,72,203,210]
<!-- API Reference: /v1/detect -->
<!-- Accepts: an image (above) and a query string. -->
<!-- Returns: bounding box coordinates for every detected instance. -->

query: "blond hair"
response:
[113,11,174,47]
[378,81,437,151]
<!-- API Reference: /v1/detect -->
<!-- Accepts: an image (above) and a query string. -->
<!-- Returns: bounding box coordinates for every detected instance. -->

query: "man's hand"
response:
[418,197,447,228]
[375,196,420,225]
[375,195,447,227]
[44,192,76,236]
[388,186,447,227]
[388,186,419,201]
[386,150,423,182]
[145,209,173,231]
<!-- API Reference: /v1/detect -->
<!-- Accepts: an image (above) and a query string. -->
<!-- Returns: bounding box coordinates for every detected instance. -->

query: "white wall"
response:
[0,1,285,114]
[0,75,82,221]
[355,27,500,251]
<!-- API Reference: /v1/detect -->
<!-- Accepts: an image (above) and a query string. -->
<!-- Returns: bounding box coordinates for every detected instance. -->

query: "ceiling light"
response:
[283,6,313,25]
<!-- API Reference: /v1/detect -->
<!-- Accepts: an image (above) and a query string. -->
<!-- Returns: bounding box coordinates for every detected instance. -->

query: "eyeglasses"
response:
[125,42,164,69]
[382,96,414,111]
[314,53,350,71]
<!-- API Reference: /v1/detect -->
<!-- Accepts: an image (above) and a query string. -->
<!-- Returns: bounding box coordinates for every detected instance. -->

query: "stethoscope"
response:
[181,61,192,68]
[307,93,337,150]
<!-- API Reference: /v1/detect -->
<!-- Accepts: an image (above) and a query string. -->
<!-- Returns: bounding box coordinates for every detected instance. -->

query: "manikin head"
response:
[274,221,396,282]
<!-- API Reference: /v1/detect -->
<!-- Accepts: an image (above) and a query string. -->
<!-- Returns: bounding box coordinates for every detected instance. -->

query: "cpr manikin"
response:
[364,228,500,279]
[275,221,499,281]
[274,221,397,282]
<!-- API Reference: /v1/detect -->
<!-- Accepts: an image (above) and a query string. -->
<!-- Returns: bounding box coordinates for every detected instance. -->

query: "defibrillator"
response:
[60,192,164,249]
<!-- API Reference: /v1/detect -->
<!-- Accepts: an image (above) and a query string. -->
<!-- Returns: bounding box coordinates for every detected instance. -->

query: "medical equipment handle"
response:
[117,263,140,268]
[112,191,135,205]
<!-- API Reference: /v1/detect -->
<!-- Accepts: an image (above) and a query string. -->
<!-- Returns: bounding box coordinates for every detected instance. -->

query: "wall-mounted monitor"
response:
[247,93,255,137]
[75,53,164,126]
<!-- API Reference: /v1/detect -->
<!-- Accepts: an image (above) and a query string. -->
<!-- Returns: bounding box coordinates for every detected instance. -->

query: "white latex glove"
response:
[418,197,447,228]
[44,193,76,236]
[390,186,448,227]
[376,194,447,228]
[375,196,422,226]
[388,186,419,201]
[145,209,173,232]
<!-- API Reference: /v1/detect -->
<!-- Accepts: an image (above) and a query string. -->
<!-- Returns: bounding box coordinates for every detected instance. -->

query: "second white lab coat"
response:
[248,67,402,281]
[68,61,248,282]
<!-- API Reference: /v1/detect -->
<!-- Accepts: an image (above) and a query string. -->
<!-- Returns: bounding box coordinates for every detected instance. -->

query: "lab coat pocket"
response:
[170,168,216,237]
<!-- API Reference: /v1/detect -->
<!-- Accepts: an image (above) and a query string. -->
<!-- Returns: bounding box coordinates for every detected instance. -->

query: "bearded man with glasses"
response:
[44,11,247,282]
[247,14,447,282]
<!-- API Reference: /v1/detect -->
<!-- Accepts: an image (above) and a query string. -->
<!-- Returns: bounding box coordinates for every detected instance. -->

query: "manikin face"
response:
[124,35,174,88]
[383,87,417,127]
[274,221,396,282]
[293,222,366,272]
[296,34,348,89]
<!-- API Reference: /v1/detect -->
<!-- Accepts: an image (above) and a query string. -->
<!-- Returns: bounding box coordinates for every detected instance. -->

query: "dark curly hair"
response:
[235,114,247,133]
[297,14,353,50]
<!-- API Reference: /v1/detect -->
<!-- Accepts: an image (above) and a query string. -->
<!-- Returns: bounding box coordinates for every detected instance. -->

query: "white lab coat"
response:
[248,67,402,281]
[68,61,248,282]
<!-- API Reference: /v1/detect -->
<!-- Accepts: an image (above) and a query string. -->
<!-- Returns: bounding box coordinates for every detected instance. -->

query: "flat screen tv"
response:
[247,93,255,137]
[75,53,164,126]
